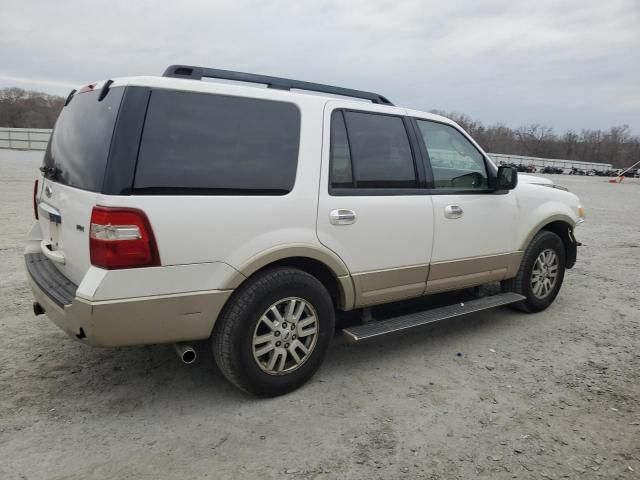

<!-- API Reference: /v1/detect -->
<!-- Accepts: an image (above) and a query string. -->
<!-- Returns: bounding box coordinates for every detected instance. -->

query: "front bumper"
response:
[565,227,581,269]
[26,253,232,347]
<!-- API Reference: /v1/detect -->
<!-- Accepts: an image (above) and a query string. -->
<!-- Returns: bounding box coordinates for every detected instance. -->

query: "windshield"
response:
[42,87,124,192]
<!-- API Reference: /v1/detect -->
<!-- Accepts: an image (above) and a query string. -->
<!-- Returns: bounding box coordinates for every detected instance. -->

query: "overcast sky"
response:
[1,0,639,133]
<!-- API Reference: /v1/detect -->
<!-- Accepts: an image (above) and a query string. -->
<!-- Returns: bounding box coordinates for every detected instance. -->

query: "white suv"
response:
[26,65,584,396]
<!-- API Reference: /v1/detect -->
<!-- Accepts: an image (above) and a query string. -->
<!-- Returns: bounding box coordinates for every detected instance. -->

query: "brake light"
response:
[33,179,39,220]
[78,83,97,93]
[89,206,160,269]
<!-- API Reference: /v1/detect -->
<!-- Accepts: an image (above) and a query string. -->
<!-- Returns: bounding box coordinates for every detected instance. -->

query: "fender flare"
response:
[520,214,579,269]
[224,244,355,310]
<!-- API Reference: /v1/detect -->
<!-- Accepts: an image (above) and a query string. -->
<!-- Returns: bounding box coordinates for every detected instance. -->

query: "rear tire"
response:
[502,230,566,313]
[212,267,335,397]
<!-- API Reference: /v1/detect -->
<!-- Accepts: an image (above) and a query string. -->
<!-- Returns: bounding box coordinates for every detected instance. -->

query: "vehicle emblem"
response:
[44,185,53,198]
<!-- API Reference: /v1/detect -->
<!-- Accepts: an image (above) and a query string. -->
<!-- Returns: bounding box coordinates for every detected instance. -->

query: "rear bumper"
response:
[25,253,232,347]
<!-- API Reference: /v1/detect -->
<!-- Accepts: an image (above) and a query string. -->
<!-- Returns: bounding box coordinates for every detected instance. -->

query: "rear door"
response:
[37,86,124,285]
[316,103,435,307]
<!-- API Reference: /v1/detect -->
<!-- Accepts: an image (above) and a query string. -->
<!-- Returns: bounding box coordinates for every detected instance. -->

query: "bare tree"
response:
[0,88,65,129]
[430,110,639,168]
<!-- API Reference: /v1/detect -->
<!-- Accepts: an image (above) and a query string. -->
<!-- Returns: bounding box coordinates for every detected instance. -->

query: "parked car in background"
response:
[541,166,564,174]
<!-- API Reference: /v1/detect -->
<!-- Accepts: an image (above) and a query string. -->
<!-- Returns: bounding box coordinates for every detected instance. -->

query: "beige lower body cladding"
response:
[29,275,231,347]
[352,264,429,308]
[426,252,523,294]
[29,251,523,345]
[351,252,524,307]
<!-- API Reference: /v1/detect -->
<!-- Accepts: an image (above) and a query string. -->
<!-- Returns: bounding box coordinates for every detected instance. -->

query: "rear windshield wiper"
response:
[39,165,62,179]
[64,89,76,107]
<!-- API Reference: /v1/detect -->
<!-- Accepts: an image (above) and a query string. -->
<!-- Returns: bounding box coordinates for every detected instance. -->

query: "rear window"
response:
[329,109,418,190]
[43,87,124,192]
[134,90,301,195]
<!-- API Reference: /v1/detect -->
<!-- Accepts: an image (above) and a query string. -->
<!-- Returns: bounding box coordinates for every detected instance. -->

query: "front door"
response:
[412,118,519,293]
[316,103,435,308]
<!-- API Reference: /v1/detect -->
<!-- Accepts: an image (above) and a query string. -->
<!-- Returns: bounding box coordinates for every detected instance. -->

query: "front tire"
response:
[212,267,335,397]
[502,230,566,312]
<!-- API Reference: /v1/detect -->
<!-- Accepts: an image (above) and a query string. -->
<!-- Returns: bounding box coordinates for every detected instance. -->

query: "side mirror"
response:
[497,166,518,190]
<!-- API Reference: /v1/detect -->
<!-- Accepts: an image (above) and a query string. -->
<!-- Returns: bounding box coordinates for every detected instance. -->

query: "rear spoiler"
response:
[63,79,113,106]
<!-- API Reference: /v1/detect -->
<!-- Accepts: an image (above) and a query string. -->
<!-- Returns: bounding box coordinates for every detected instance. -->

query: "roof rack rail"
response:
[162,65,394,105]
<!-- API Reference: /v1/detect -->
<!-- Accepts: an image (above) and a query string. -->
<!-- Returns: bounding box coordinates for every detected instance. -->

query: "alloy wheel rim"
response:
[530,248,559,299]
[252,297,319,375]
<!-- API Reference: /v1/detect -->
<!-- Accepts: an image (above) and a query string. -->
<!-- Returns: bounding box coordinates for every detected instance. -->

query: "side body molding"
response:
[352,264,429,308]
[426,252,523,294]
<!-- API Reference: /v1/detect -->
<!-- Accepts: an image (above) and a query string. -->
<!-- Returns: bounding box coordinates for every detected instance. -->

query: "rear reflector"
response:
[33,179,39,220]
[90,206,160,269]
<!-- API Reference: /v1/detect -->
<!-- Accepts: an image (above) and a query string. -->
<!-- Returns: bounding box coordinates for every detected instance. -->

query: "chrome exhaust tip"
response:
[174,343,197,365]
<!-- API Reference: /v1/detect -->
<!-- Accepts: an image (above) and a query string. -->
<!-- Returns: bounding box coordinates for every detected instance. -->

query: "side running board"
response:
[342,292,526,343]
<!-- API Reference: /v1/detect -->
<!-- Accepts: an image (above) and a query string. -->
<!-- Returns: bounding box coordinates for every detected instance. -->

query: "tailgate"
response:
[36,84,126,284]
[37,179,98,285]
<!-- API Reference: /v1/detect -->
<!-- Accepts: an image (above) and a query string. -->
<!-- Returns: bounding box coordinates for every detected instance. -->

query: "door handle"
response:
[330,209,357,225]
[444,205,463,219]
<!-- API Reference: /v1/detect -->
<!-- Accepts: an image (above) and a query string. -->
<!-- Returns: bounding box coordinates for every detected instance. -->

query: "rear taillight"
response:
[33,179,39,220]
[89,206,160,269]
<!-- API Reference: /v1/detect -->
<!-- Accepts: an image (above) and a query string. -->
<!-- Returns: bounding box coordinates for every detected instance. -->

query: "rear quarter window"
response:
[134,90,301,195]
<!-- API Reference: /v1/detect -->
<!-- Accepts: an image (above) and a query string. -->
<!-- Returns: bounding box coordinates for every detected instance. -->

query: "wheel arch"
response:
[520,215,578,269]
[231,245,355,310]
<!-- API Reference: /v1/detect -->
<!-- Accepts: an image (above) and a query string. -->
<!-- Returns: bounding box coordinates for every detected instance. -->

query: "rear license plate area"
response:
[48,212,62,248]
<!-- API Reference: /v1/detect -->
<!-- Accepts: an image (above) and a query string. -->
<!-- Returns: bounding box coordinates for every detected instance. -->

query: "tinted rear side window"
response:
[43,87,124,192]
[329,110,353,188]
[134,90,301,194]
[341,111,417,188]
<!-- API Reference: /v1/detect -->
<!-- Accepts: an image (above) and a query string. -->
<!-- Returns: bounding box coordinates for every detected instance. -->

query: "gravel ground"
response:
[1,149,639,480]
